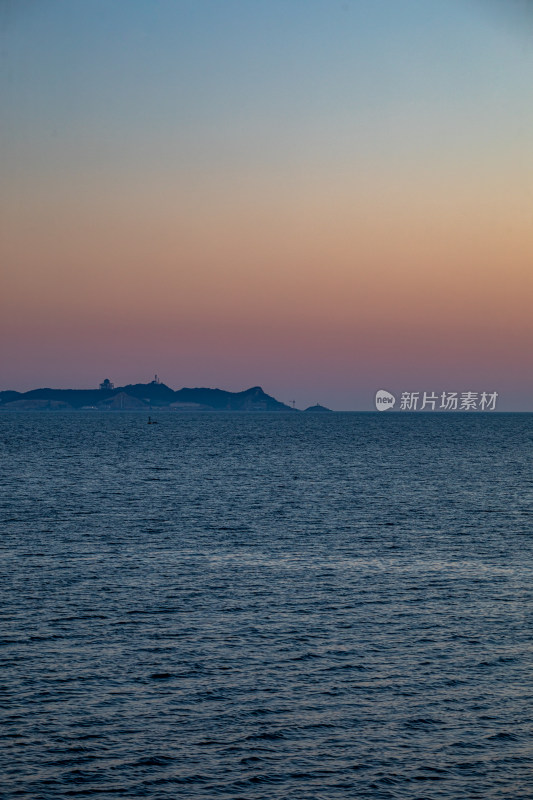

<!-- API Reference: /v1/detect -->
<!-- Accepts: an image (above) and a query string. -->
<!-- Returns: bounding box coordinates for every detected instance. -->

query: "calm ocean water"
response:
[1,412,532,800]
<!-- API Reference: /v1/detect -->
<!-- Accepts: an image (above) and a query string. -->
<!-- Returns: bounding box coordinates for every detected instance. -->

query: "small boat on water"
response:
[148,416,158,424]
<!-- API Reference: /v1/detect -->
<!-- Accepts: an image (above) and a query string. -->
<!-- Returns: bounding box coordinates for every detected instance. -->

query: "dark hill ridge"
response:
[0,382,297,412]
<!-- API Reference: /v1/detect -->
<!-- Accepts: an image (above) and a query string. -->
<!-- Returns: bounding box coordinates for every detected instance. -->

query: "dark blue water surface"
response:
[1,412,532,799]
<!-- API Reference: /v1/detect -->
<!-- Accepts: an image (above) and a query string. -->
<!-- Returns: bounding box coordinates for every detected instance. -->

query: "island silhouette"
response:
[0,380,331,413]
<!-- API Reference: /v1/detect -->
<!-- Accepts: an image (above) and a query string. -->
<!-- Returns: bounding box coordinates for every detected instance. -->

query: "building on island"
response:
[99,378,114,390]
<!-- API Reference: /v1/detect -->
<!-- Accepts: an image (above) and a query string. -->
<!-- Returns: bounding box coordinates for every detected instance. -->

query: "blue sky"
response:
[1,1,532,408]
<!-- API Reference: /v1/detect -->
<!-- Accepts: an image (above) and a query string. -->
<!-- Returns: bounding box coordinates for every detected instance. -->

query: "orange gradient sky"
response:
[1,1,532,408]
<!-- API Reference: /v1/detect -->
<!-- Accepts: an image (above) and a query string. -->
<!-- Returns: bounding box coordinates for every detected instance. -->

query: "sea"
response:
[1,412,532,800]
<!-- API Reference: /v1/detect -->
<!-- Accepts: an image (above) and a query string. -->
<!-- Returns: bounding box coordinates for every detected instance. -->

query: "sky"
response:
[1,0,532,409]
